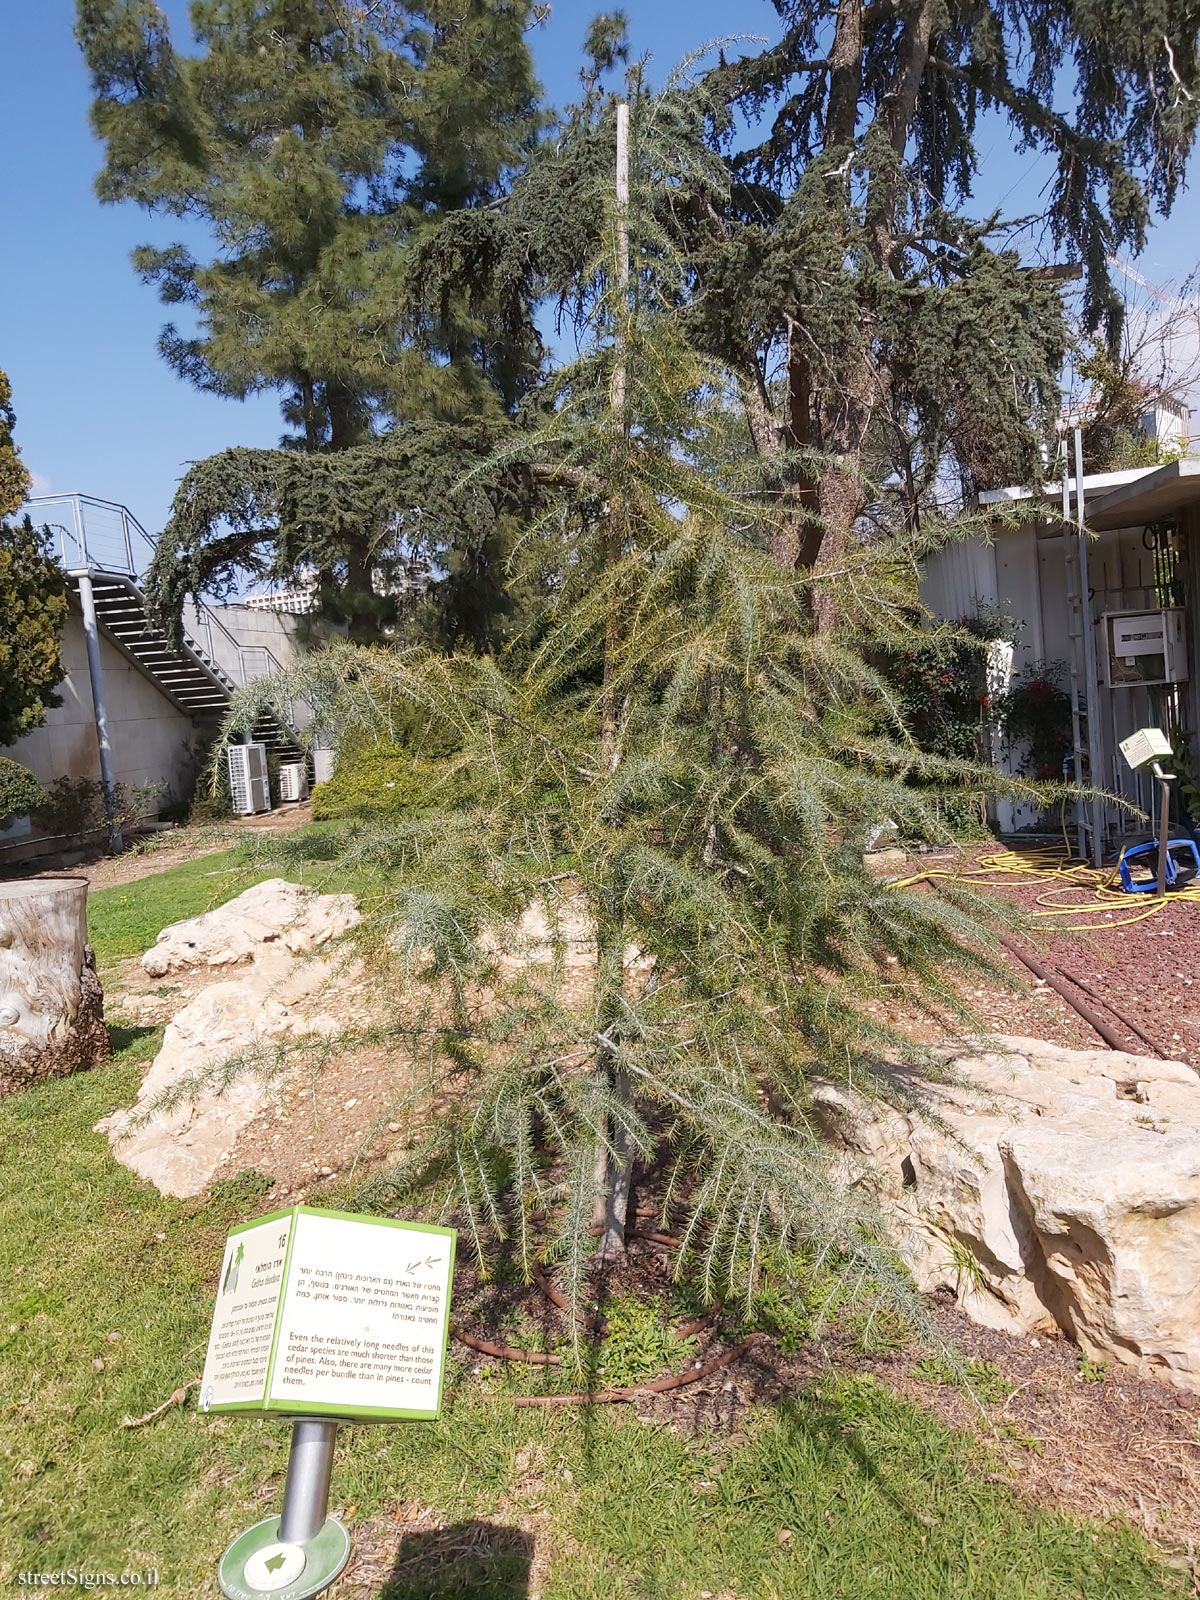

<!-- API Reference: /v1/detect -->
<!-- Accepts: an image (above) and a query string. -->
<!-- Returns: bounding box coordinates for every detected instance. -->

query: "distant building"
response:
[1,494,306,863]
[922,450,1200,857]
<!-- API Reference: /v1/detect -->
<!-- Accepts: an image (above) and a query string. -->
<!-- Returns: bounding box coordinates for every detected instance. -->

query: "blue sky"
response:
[2,1,1197,537]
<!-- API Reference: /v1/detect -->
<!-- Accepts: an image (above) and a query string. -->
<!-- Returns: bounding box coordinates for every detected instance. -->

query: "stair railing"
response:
[26,493,307,730]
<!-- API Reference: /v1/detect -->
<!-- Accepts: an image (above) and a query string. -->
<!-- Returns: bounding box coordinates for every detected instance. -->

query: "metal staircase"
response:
[25,494,305,764]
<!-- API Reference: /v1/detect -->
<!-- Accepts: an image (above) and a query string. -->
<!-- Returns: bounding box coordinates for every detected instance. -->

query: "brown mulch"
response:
[859,843,1200,1065]
[207,1040,419,1199]
[319,1256,1200,1597]
[458,1267,1200,1552]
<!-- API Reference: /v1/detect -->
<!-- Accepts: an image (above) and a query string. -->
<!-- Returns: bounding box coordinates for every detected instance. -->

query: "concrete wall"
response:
[0,591,310,859]
[181,599,302,686]
[3,612,203,813]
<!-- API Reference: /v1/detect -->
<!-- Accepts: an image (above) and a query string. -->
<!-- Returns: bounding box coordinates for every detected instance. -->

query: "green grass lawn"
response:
[85,825,356,966]
[85,849,267,965]
[1,845,1182,1595]
[0,1021,1187,1598]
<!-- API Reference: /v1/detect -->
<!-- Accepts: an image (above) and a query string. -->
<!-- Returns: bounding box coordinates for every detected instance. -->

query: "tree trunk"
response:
[0,878,108,1097]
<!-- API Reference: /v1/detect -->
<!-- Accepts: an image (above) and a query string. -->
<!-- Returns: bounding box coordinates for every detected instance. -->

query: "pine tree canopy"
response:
[222,86,1048,1299]
[0,368,66,749]
[77,0,550,638]
[79,3,1200,636]
[680,0,1200,586]
[725,0,1199,336]
[75,0,547,444]
[146,420,538,649]
[0,518,68,750]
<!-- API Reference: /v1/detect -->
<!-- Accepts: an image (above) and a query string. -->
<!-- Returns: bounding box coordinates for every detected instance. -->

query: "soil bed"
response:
[862,844,1200,1065]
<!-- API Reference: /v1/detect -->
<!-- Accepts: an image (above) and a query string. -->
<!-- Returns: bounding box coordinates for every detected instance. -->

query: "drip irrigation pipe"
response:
[452,1326,562,1365]
[482,1333,766,1407]
[916,868,1146,1055]
[675,1302,723,1340]
[533,1265,606,1333]
[457,1242,723,1375]
[454,1301,722,1370]
[1049,961,1169,1058]
[996,935,1127,1053]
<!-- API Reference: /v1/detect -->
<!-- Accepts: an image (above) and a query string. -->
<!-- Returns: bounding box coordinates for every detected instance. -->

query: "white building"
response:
[921,456,1200,856]
[1,494,305,862]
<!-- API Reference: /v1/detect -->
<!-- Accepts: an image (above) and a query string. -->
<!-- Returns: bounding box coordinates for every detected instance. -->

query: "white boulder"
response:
[141,878,359,977]
[102,880,363,1197]
[98,949,349,1198]
[818,1037,1200,1390]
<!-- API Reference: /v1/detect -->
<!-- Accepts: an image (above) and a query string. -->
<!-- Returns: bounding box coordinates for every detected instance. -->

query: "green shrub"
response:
[992,663,1073,780]
[311,741,463,822]
[0,757,44,827]
[33,776,160,838]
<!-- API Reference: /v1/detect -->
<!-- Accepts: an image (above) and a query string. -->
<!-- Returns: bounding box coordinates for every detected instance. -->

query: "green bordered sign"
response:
[199,1207,457,1421]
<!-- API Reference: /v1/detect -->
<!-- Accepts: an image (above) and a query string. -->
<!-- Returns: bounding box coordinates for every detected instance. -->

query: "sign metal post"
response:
[200,1206,456,1598]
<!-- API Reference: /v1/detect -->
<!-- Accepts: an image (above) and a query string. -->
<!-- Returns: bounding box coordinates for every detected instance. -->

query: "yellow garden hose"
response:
[890,845,1200,930]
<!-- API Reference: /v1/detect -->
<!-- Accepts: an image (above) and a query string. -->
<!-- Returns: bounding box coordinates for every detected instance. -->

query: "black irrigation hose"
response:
[1049,960,1171,1058]
[481,1334,767,1408]
[998,935,1128,1053]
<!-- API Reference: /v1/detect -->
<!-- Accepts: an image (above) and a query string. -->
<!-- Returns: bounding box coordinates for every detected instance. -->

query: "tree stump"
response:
[0,877,108,1096]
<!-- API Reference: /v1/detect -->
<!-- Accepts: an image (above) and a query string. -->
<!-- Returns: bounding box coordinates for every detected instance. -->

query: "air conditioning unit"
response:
[227,742,271,815]
[279,762,309,803]
[1103,609,1188,687]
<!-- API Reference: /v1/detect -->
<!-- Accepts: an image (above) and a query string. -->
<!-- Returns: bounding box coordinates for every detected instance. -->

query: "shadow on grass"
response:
[378,1520,533,1599]
[105,1023,161,1060]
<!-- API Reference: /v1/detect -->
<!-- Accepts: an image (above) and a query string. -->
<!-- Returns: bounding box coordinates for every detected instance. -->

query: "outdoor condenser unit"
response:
[1103,609,1189,688]
[279,761,309,803]
[227,742,271,815]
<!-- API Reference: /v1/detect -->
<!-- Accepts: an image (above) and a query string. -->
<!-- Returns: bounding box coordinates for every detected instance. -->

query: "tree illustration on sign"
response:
[222,1242,244,1296]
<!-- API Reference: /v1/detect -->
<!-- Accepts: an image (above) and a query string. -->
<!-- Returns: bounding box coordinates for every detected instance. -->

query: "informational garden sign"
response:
[1118,726,1173,771]
[200,1206,456,1421]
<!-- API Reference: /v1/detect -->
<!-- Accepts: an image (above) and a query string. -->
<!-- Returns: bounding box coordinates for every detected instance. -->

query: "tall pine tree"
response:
[220,85,1041,1295]
[77,0,545,637]
[696,0,1200,598]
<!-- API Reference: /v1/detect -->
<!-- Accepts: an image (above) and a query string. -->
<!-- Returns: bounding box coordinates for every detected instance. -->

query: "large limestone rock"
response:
[141,878,359,977]
[102,881,363,1196]
[817,1037,1200,1390]
[98,949,351,1197]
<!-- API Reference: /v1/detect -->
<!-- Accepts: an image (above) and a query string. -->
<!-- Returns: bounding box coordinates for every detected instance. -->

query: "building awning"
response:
[1086,457,1200,531]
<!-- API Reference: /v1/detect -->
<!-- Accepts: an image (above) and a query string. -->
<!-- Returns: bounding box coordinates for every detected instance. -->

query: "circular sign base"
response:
[219,1516,350,1600]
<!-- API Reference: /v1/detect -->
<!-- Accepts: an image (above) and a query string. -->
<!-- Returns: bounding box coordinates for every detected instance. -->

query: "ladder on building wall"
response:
[1060,434,1106,866]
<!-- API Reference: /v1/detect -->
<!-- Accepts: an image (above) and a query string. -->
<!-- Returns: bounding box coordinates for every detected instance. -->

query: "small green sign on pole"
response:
[203,1206,456,1598]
